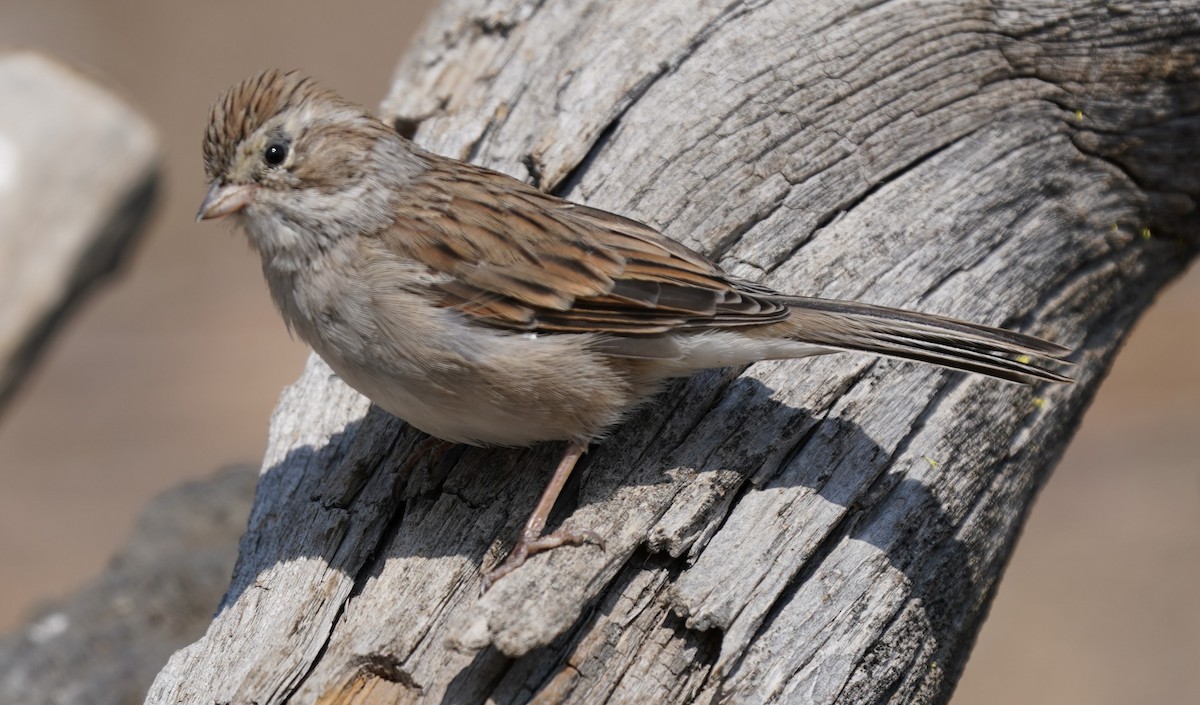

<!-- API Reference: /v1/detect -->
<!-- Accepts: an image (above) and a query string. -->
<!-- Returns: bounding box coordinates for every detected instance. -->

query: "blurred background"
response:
[0,1,1195,703]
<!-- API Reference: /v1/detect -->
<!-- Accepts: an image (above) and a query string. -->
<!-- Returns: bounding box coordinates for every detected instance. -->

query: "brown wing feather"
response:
[379,151,789,335]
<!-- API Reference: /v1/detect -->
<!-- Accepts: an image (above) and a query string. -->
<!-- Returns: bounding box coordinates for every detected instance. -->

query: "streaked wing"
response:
[379,152,789,335]
[375,148,1073,382]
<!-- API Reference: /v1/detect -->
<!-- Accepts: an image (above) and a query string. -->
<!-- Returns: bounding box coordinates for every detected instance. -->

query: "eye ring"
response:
[264,141,289,166]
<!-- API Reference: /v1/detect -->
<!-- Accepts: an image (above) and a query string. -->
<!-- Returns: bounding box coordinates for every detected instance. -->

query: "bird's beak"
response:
[196,182,256,222]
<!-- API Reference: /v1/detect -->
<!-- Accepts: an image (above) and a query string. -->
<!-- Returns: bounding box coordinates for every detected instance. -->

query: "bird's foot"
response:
[482,526,605,591]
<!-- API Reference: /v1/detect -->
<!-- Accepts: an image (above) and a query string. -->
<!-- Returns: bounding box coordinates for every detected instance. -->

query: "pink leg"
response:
[483,440,605,588]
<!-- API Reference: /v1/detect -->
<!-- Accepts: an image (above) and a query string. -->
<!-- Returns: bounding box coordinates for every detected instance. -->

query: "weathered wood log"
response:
[148,1,1199,703]
[0,51,158,414]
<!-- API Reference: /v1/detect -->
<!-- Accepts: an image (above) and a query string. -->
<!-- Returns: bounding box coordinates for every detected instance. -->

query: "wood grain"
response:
[148,1,1199,703]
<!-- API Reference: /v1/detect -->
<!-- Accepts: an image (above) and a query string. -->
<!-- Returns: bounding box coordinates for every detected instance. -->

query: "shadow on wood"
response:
[149,1,1199,703]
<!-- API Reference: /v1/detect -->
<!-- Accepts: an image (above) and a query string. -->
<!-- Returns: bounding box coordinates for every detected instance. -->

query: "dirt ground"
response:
[0,1,1196,702]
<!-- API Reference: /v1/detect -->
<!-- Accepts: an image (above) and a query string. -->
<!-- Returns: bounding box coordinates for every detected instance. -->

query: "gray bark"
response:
[0,51,159,414]
[148,1,1199,703]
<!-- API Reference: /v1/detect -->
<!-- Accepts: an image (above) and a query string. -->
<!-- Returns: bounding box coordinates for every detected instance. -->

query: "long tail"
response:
[776,296,1073,384]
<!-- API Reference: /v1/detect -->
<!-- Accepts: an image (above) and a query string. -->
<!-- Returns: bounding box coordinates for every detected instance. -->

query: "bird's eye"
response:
[264,141,289,166]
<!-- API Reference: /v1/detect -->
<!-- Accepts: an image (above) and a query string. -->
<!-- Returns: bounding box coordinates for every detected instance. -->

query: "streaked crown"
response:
[202,69,348,180]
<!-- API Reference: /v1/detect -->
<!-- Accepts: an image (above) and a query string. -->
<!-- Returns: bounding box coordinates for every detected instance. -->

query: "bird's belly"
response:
[272,262,638,446]
[309,330,634,448]
[337,364,566,446]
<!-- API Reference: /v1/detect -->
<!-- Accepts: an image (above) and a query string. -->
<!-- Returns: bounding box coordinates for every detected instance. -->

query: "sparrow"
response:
[197,70,1072,585]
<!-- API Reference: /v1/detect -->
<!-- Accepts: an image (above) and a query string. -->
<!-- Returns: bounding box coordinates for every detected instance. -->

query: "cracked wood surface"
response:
[148,1,1199,703]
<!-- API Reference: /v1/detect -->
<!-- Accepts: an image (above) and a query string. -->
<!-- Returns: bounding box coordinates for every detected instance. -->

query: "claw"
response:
[481,525,605,591]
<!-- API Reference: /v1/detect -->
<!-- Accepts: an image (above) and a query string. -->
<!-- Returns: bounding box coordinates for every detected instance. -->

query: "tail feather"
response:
[777,296,1073,384]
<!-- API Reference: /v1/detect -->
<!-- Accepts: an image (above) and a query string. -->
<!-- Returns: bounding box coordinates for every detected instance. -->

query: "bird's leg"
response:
[399,434,454,476]
[483,440,605,588]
